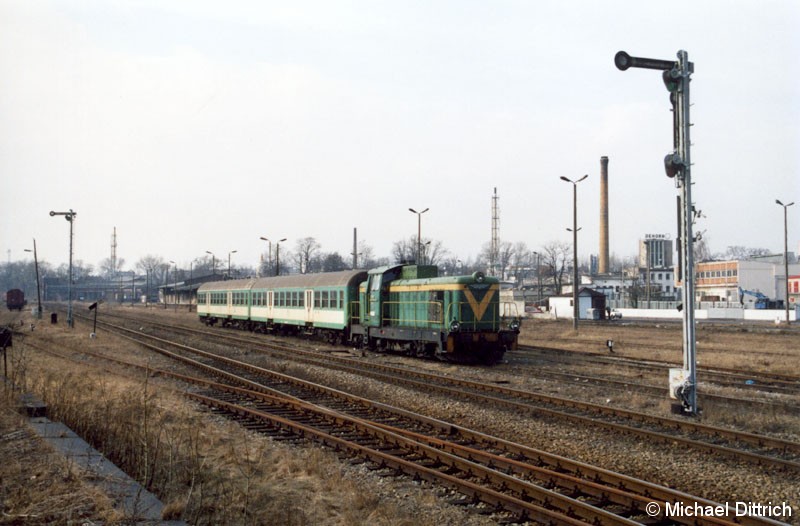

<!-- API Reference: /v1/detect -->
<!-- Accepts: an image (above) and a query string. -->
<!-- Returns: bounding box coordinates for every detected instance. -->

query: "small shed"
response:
[549,288,608,320]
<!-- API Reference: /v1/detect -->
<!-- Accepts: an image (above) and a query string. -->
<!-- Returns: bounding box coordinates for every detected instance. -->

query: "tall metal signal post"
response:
[615,50,698,415]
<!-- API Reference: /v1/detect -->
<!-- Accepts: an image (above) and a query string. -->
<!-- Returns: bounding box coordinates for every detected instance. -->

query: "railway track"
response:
[501,355,798,415]
[518,345,800,397]
[23,323,786,526]
[82,313,800,474]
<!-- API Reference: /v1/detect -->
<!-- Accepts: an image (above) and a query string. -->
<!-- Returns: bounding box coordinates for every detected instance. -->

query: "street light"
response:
[259,237,272,276]
[408,207,429,264]
[49,209,76,328]
[146,267,153,308]
[275,239,287,275]
[776,199,795,325]
[206,251,216,277]
[560,175,588,331]
[165,260,176,309]
[533,251,542,303]
[24,239,42,319]
[227,250,237,280]
[171,260,178,307]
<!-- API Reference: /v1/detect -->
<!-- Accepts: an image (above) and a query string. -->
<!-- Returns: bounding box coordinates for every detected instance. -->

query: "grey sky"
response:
[2,1,798,271]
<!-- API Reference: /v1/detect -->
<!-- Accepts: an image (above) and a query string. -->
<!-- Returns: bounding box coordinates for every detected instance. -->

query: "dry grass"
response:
[0,309,490,525]
[0,394,122,524]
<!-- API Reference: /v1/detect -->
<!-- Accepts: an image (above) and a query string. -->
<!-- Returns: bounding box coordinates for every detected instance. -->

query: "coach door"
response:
[368,274,382,327]
[306,290,314,322]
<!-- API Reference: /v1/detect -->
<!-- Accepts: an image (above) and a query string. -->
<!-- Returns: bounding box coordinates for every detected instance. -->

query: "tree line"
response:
[1,239,770,302]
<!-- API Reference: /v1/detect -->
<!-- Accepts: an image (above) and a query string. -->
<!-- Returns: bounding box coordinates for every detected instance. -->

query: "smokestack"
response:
[599,156,609,274]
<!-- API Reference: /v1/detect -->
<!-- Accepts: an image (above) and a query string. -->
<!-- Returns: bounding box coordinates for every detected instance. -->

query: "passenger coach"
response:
[197,270,367,343]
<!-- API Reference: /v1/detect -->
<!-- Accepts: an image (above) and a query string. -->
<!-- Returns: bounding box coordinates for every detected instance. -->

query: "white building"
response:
[695,259,800,305]
[549,288,608,320]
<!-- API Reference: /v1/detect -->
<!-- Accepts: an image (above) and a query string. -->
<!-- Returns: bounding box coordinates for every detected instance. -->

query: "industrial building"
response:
[695,258,799,307]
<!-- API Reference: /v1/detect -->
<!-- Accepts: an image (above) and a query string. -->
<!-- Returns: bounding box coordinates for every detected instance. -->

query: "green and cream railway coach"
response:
[197,270,367,343]
[197,278,256,323]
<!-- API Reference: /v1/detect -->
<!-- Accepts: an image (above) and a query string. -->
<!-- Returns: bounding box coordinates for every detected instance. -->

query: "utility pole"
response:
[616,50,698,415]
[491,188,499,276]
[408,208,429,265]
[24,240,42,319]
[352,228,358,269]
[561,175,588,331]
[776,199,794,325]
[50,210,77,328]
[275,238,287,275]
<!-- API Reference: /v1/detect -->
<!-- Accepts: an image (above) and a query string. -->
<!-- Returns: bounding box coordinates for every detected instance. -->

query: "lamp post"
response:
[275,238,287,275]
[171,260,177,307]
[206,251,216,277]
[408,207,429,264]
[533,251,542,303]
[259,237,272,276]
[776,199,794,325]
[146,267,152,308]
[49,209,76,328]
[560,175,588,331]
[227,250,237,280]
[24,239,42,319]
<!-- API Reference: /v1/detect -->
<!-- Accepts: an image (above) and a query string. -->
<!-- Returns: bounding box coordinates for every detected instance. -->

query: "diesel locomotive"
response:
[197,264,519,364]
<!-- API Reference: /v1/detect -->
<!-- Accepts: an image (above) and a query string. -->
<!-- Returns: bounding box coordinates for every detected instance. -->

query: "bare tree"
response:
[510,242,530,284]
[392,237,416,264]
[355,241,376,269]
[294,237,321,274]
[479,241,514,279]
[98,257,125,278]
[321,252,348,272]
[541,241,571,295]
[723,246,771,260]
[136,255,167,284]
[392,236,447,265]
[693,234,713,263]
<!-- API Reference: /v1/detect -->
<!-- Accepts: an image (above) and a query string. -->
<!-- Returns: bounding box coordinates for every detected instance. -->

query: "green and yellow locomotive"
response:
[352,264,519,363]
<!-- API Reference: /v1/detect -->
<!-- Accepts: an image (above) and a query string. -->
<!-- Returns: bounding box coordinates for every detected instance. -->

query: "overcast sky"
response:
[2,1,798,272]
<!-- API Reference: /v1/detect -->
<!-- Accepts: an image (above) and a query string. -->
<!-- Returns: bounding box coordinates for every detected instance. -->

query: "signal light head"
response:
[664,152,683,178]
[614,51,632,71]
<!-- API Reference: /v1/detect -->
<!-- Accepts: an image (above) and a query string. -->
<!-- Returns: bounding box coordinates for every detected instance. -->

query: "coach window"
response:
[338,290,344,309]
[321,290,328,308]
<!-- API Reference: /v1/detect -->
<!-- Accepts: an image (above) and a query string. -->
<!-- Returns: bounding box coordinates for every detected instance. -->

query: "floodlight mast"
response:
[616,50,698,416]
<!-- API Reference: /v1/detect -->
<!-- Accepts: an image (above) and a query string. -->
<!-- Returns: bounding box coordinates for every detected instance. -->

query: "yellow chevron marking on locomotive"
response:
[464,288,496,320]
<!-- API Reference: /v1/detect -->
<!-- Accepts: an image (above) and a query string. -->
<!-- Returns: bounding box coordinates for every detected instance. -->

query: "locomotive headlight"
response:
[510,320,520,331]
[449,320,460,332]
